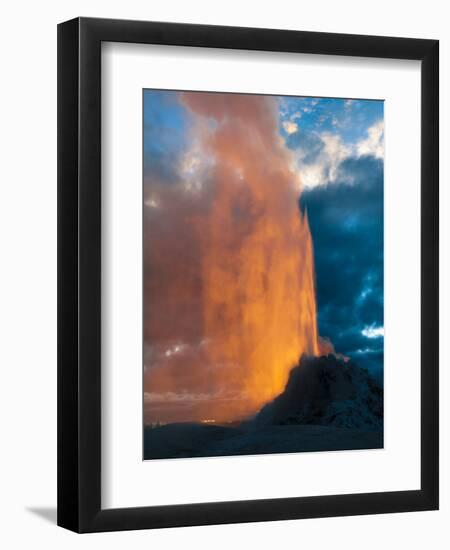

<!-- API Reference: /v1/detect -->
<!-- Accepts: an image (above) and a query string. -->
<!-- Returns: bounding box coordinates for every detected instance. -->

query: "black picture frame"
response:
[57,17,439,533]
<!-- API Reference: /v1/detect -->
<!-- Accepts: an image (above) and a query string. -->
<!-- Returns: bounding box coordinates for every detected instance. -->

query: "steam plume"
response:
[144,92,330,423]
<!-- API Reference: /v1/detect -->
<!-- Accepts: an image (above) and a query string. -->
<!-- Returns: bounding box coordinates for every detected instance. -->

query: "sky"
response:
[143,90,384,397]
[278,95,384,379]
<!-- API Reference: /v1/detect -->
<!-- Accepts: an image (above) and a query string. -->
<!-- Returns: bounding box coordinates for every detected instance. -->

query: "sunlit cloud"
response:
[357,120,384,159]
[282,120,298,134]
[298,163,325,188]
[297,132,351,189]
[362,325,384,339]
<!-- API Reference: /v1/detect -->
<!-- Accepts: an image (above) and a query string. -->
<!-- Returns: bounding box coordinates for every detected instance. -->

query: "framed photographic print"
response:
[57,17,439,532]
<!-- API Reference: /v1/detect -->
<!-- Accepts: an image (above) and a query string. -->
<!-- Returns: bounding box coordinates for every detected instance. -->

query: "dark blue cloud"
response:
[301,155,384,378]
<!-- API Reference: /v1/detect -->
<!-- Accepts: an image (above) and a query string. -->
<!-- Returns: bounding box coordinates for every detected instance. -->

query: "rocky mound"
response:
[253,354,383,431]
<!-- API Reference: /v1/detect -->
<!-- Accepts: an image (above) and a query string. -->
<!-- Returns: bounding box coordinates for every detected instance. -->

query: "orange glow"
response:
[144,92,332,423]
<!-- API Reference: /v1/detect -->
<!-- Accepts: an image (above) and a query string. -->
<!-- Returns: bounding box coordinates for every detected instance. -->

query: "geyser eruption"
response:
[144,92,330,424]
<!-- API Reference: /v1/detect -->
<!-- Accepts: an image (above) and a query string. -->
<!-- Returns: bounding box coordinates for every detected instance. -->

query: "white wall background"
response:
[0,0,448,548]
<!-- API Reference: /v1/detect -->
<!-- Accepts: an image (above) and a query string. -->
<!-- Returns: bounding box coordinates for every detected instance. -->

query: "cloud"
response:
[285,118,384,189]
[301,154,384,376]
[282,120,298,134]
[299,164,326,188]
[287,130,351,188]
[321,134,352,179]
[286,129,324,164]
[357,120,384,159]
[362,325,384,338]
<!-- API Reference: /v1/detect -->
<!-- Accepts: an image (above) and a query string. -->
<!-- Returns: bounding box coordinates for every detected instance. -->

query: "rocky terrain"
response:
[144,354,383,460]
[253,354,383,431]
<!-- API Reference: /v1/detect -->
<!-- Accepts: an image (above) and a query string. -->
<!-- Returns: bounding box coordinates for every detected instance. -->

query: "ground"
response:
[143,422,383,460]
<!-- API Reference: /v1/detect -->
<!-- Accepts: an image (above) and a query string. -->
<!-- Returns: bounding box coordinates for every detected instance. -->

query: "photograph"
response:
[0,0,443,542]
[143,90,385,460]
